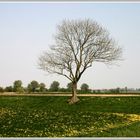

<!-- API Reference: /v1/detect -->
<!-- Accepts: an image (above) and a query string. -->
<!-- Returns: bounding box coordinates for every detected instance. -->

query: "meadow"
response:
[0,96,140,137]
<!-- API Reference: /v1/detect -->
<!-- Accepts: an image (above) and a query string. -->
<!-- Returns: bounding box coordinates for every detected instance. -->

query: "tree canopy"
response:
[38,19,122,104]
[49,81,60,92]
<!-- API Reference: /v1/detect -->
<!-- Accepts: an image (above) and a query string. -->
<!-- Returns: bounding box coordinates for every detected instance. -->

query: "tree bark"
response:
[68,82,80,104]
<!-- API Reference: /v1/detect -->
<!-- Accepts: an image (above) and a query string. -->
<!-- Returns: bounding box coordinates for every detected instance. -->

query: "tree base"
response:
[68,96,80,104]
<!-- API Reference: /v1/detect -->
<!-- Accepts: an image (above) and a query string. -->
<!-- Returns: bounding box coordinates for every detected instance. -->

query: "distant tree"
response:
[23,87,28,93]
[97,90,101,93]
[92,90,96,93]
[116,87,120,93]
[13,80,24,93]
[27,84,32,93]
[59,88,67,92]
[38,19,122,104]
[67,82,72,92]
[109,89,114,94]
[0,87,4,93]
[109,88,120,94]
[5,86,13,92]
[125,86,128,93]
[81,83,89,92]
[39,83,46,92]
[49,81,60,92]
[27,80,39,92]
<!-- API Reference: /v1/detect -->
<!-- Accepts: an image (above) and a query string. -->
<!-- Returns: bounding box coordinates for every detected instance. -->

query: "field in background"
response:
[0,96,140,137]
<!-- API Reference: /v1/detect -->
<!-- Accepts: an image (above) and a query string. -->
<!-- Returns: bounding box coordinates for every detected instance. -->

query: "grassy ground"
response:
[0,96,140,137]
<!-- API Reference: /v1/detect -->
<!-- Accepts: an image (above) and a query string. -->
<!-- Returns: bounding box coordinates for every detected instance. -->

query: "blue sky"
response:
[0,3,140,89]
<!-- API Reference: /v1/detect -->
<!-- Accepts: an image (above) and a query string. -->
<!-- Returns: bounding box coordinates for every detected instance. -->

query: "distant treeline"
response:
[0,80,91,93]
[0,80,140,94]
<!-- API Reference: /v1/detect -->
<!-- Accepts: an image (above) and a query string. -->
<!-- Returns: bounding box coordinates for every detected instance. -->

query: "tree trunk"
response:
[68,82,80,104]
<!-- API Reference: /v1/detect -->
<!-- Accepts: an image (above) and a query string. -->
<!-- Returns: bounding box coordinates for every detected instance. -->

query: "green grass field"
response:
[0,96,140,137]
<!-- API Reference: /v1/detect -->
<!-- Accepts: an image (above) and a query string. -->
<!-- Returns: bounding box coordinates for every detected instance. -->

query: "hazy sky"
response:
[0,2,140,89]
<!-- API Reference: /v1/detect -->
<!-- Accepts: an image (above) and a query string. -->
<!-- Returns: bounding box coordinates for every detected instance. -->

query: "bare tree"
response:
[38,19,122,104]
